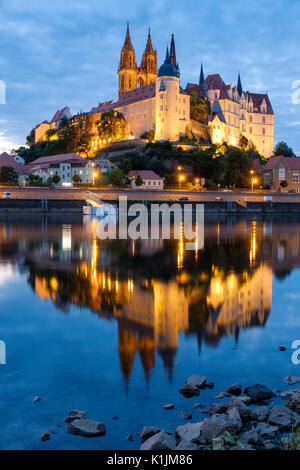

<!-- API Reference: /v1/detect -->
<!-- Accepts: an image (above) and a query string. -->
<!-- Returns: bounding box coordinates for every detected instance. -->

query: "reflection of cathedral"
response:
[3,216,300,388]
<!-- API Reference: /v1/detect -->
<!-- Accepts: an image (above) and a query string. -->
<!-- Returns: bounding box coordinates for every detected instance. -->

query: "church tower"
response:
[155,39,180,142]
[118,23,138,98]
[138,28,157,87]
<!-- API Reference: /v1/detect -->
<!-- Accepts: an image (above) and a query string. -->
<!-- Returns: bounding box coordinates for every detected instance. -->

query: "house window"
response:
[292,173,299,183]
[215,92,218,99]
[148,181,151,185]
[153,181,156,185]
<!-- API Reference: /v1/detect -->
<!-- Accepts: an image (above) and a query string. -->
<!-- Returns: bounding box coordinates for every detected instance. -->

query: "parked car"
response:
[179,196,189,201]
[212,197,224,201]
[2,192,11,199]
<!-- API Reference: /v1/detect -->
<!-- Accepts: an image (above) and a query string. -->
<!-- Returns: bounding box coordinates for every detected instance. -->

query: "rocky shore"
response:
[38,374,300,450]
[139,375,300,451]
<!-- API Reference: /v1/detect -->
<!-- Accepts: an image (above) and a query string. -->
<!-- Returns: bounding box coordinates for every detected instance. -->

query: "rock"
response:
[227,407,243,430]
[225,383,242,396]
[140,431,176,450]
[228,397,253,421]
[180,410,192,420]
[285,376,300,386]
[200,413,243,443]
[176,422,203,443]
[66,419,106,437]
[252,406,269,422]
[40,430,51,441]
[255,422,278,439]
[210,403,229,415]
[285,394,300,413]
[163,403,175,410]
[179,383,200,397]
[185,375,207,389]
[33,396,42,403]
[244,384,276,403]
[268,405,300,430]
[192,403,205,409]
[141,426,161,443]
[206,382,215,389]
[176,440,199,450]
[279,346,287,351]
[264,440,278,450]
[231,443,255,450]
[64,410,87,423]
[239,395,252,405]
[126,434,134,441]
[112,416,119,420]
[238,427,261,446]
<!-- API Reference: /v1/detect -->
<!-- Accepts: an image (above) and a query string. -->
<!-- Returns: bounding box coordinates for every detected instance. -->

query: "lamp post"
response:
[195,178,199,190]
[250,170,254,192]
[179,175,184,190]
[93,172,98,187]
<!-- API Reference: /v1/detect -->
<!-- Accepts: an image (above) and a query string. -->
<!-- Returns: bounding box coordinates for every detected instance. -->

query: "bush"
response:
[72,174,81,184]
[109,169,125,186]
[263,184,271,190]
[280,180,288,188]
[52,174,61,185]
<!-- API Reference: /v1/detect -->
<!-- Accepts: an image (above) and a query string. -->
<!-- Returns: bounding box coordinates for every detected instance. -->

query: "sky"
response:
[0,0,300,154]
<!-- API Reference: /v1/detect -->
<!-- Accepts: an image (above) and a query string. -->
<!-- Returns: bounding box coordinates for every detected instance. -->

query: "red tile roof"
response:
[246,92,273,115]
[128,170,163,180]
[115,83,156,107]
[263,155,300,171]
[0,152,24,171]
[28,153,84,166]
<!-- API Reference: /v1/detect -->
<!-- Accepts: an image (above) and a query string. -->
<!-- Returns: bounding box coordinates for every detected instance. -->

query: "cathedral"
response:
[34,24,274,158]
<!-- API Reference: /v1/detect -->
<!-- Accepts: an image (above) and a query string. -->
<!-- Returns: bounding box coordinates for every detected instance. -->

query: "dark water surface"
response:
[0,214,300,449]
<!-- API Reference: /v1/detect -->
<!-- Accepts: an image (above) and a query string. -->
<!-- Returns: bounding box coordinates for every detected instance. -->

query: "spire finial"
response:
[237,71,243,96]
[199,61,205,85]
[170,33,176,66]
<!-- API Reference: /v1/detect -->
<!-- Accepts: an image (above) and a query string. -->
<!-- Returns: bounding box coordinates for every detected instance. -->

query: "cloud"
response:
[0,0,299,153]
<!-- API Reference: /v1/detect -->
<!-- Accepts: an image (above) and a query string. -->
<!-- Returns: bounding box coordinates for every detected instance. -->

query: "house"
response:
[17,153,96,186]
[260,155,300,191]
[128,170,164,190]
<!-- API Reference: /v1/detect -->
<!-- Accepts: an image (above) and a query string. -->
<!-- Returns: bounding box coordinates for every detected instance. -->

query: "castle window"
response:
[262,128,265,135]
[183,110,186,115]
[179,98,181,103]
[262,116,266,124]
[183,99,186,104]
[160,94,163,99]
[250,127,253,134]
[215,92,218,99]
[250,116,252,123]
[160,105,163,111]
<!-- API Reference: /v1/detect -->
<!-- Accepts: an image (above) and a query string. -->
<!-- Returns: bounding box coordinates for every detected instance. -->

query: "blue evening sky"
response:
[0,0,299,153]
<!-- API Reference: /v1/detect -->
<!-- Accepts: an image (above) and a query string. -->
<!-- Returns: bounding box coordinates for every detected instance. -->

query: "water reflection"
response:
[1,215,300,387]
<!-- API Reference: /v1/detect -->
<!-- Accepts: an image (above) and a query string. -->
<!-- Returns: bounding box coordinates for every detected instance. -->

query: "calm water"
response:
[0,214,300,449]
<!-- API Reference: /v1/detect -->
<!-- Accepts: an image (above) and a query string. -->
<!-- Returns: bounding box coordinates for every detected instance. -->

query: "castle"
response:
[34,24,274,158]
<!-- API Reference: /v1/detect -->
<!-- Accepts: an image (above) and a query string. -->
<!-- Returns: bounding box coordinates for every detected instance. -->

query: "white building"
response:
[128,170,164,190]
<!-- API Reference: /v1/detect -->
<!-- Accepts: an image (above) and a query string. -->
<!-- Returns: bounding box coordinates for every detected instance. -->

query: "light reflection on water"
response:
[0,215,300,449]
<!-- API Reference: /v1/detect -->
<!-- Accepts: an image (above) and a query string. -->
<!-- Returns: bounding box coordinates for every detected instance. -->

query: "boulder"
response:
[244,384,276,403]
[285,394,300,413]
[200,413,242,443]
[126,434,134,441]
[252,406,269,422]
[185,375,207,389]
[176,440,199,450]
[228,397,253,421]
[66,418,106,437]
[140,431,176,450]
[176,422,203,443]
[285,376,300,386]
[268,405,300,430]
[163,403,175,410]
[64,410,87,423]
[40,430,51,441]
[210,403,229,415]
[179,383,200,397]
[225,383,242,396]
[255,422,278,439]
[227,407,243,430]
[141,426,161,443]
[180,410,192,420]
[238,427,261,447]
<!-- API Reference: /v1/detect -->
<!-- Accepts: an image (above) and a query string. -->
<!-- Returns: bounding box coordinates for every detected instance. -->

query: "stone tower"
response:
[118,23,138,98]
[155,38,180,142]
[137,28,157,87]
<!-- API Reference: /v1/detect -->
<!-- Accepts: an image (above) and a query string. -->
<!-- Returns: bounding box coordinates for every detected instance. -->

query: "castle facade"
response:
[34,24,274,158]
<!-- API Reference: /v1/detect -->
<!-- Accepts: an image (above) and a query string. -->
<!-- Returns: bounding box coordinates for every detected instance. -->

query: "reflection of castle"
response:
[205,264,272,345]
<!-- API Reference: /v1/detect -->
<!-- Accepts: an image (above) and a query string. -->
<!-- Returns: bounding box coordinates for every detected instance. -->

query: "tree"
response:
[52,174,61,185]
[280,180,288,188]
[72,113,93,157]
[224,148,252,187]
[72,174,81,184]
[140,129,155,142]
[26,129,35,146]
[0,166,18,184]
[240,135,249,150]
[26,174,45,186]
[187,90,209,123]
[96,110,127,144]
[134,174,144,186]
[274,141,295,158]
[119,158,132,174]
[109,169,125,186]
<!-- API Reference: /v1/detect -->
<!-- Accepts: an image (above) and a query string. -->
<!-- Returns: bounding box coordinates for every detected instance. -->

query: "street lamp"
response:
[179,175,184,190]
[93,171,98,187]
[250,170,254,192]
[195,178,199,190]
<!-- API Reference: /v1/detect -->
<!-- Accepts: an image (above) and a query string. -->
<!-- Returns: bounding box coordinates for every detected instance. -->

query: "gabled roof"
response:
[115,83,156,107]
[128,170,163,180]
[50,107,71,123]
[28,153,84,166]
[0,152,25,171]
[90,101,115,115]
[246,92,273,114]
[262,155,300,171]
